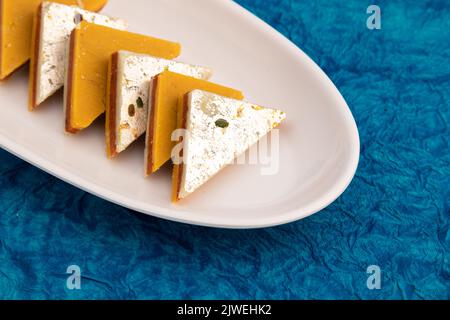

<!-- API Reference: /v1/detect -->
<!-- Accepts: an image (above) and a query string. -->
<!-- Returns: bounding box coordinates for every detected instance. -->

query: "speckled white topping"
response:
[178,90,286,199]
[115,51,212,153]
[35,2,127,105]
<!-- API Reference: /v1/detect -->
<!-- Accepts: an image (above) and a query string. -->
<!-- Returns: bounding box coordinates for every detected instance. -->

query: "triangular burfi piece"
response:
[29,2,126,110]
[106,51,212,158]
[144,70,243,176]
[64,22,181,133]
[172,90,286,202]
[0,0,108,80]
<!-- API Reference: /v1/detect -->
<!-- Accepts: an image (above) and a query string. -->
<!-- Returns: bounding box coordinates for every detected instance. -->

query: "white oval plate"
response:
[0,0,359,229]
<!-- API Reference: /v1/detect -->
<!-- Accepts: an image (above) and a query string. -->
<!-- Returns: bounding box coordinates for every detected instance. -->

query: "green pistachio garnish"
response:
[136,97,144,108]
[215,118,229,128]
[128,104,136,117]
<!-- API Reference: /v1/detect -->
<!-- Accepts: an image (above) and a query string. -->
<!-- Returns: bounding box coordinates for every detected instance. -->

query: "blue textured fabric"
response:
[0,0,449,300]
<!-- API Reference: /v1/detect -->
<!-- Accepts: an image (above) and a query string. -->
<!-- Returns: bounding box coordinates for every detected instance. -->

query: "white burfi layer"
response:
[115,51,212,153]
[36,2,127,105]
[179,90,286,200]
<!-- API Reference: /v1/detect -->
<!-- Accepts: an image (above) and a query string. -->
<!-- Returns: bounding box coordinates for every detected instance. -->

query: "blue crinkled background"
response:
[0,0,449,300]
